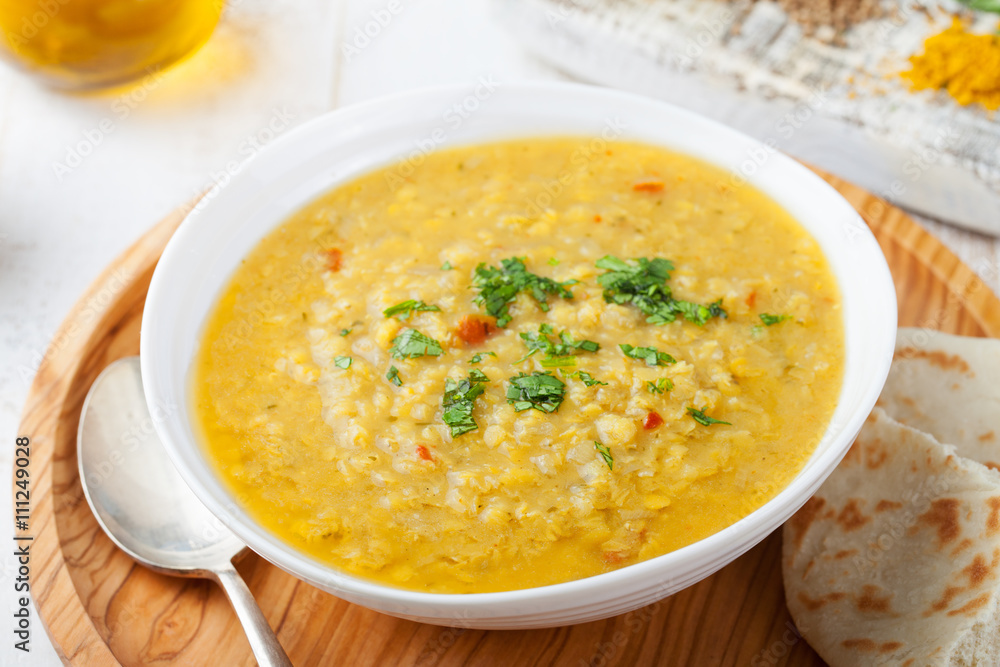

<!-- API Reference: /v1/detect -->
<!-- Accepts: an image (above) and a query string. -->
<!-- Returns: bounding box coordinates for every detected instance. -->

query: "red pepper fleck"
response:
[644,411,664,430]
[594,214,602,223]
[324,248,343,272]
[633,180,665,193]
[746,291,757,308]
[454,314,498,345]
[416,445,433,461]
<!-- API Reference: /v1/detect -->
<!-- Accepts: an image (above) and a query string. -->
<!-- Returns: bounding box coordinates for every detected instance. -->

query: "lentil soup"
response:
[192,138,844,593]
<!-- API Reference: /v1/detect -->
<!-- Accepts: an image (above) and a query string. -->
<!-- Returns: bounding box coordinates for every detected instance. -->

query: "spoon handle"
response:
[213,563,294,667]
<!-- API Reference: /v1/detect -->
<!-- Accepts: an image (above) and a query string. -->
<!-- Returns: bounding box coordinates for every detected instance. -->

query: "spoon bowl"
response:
[78,356,293,667]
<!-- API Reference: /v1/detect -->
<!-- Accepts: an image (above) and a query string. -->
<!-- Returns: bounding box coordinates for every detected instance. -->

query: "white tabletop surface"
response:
[1,1,997,664]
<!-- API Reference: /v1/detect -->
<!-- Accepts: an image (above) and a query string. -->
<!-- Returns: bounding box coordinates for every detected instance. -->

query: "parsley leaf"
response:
[540,356,578,368]
[620,344,676,367]
[594,441,614,470]
[383,299,441,320]
[672,299,727,326]
[469,351,498,364]
[386,366,402,386]
[441,261,453,271]
[334,356,352,369]
[687,406,731,426]
[339,328,352,336]
[564,370,608,386]
[548,257,560,266]
[759,313,792,326]
[647,377,673,394]
[957,0,1000,14]
[442,371,489,437]
[515,324,600,366]
[596,255,727,326]
[506,371,567,413]
[389,328,444,360]
[472,257,576,327]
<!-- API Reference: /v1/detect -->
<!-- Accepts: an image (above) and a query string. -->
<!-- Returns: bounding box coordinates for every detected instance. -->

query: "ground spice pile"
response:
[752,0,884,34]
[900,18,1000,110]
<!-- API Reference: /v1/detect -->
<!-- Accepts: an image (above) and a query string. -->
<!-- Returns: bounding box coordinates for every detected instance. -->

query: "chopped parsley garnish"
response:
[548,257,560,266]
[472,257,576,327]
[647,377,673,394]
[565,370,608,386]
[386,365,402,386]
[515,323,600,366]
[389,328,444,359]
[334,356,352,369]
[383,299,441,320]
[759,313,792,326]
[594,441,614,470]
[687,406,731,426]
[595,255,727,326]
[339,328,352,336]
[506,371,567,413]
[440,261,453,271]
[674,299,727,326]
[441,370,489,437]
[540,356,578,368]
[620,344,676,367]
[469,351,498,364]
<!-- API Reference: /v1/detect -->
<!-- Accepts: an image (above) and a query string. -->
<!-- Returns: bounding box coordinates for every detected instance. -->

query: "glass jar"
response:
[0,0,223,90]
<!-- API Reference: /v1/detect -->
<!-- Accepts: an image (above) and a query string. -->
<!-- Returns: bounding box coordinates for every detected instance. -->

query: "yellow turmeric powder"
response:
[900,19,1000,111]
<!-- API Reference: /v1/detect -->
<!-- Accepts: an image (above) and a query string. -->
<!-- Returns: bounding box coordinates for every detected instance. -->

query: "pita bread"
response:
[878,328,1000,467]
[783,408,1000,666]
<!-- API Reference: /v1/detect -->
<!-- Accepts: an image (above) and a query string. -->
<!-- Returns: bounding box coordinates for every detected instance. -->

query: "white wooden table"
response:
[0,1,996,664]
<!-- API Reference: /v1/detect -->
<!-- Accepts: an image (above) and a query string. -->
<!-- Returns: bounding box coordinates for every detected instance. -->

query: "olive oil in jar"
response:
[0,0,223,90]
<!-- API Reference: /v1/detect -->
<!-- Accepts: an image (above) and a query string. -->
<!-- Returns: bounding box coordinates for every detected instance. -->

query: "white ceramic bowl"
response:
[141,82,897,629]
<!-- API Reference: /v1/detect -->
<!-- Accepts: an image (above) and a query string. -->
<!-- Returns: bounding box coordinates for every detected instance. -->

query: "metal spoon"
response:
[77,356,293,667]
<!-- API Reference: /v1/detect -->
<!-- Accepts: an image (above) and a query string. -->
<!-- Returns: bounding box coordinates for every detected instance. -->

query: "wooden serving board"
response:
[19,169,1000,666]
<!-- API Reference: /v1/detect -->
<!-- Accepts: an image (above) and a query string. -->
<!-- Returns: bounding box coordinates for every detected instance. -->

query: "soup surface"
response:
[193,138,844,593]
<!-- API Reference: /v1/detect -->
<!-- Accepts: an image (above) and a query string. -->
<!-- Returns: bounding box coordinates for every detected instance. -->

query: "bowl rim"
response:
[140,80,897,615]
